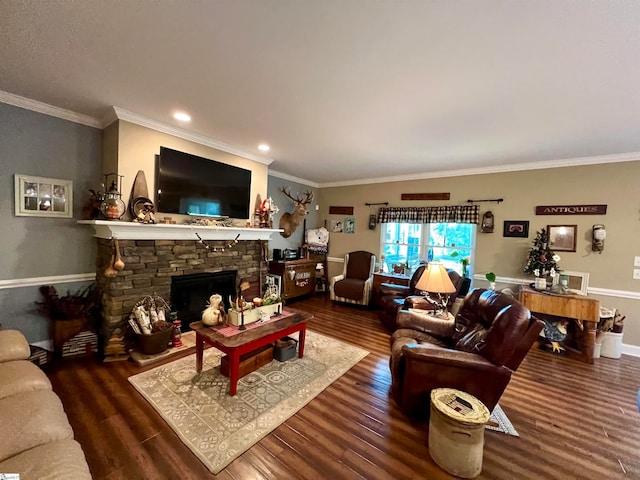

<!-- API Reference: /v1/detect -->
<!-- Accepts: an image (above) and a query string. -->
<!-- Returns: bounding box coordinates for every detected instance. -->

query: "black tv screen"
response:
[156,147,252,218]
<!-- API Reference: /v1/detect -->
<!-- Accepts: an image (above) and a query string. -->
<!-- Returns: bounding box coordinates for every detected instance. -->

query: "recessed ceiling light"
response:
[258,144,270,152]
[173,112,191,122]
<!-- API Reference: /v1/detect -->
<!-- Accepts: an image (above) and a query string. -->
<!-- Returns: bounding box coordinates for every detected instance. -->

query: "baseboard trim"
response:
[0,273,95,290]
[622,344,640,358]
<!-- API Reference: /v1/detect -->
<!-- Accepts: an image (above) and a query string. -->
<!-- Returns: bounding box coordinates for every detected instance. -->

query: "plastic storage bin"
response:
[601,331,623,359]
[274,337,297,361]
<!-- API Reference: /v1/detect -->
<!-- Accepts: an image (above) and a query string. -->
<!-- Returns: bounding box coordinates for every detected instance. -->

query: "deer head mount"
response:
[279,187,314,238]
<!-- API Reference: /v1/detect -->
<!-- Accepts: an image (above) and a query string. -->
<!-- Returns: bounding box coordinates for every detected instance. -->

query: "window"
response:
[380,222,475,276]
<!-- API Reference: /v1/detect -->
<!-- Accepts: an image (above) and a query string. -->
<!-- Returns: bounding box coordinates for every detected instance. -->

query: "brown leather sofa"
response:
[375,266,470,330]
[389,288,543,416]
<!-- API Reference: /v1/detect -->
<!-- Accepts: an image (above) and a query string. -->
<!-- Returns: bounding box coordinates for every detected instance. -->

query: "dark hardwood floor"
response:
[48,295,640,479]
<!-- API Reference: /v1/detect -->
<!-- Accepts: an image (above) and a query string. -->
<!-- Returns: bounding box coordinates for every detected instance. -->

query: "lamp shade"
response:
[415,263,456,294]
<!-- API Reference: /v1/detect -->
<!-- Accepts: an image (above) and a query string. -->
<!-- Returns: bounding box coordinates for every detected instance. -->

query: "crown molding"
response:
[0,90,102,128]
[112,106,274,166]
[319,151,640,188]
[268,169,319,188]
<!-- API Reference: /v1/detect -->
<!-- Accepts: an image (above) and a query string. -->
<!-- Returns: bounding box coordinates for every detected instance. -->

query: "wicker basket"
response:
[130,294,173,354]
[135,327,173,355]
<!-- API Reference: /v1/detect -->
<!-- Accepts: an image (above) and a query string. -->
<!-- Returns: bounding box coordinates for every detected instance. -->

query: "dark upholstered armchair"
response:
[389,288,543,416]
[330,251,376,306]
[375,267,470,330]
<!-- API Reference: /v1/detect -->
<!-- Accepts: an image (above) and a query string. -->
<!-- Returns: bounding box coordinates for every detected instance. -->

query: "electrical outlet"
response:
[634,269,640,280]
[635,256,640,267]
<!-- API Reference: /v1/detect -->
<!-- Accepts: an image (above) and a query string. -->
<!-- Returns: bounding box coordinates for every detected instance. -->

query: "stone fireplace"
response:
[82,221,279,360]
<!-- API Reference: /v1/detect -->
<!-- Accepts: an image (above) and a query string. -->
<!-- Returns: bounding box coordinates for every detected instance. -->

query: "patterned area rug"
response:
[487,404,519,436]
[128,330,369,474]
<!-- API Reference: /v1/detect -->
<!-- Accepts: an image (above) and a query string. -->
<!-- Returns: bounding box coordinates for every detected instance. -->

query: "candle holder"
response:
[237,278,251,331]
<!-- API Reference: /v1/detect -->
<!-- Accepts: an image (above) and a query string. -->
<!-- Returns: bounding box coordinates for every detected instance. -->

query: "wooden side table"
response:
[519,286,600,363]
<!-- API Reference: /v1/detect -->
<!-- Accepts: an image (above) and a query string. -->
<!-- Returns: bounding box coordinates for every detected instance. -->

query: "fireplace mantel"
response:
[78,220,282,241]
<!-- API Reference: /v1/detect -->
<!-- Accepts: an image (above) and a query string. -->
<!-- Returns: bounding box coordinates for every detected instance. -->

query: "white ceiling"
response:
[2,1,640,187]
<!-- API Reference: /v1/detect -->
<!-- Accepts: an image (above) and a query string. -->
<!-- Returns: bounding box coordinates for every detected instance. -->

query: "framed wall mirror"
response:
[547,225,577,252]
[14,174,73,218]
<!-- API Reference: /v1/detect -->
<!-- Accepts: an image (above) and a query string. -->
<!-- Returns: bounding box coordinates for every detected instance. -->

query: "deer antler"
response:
[281,187,314,205]
[302,190,314,204]
[281,186,296,202]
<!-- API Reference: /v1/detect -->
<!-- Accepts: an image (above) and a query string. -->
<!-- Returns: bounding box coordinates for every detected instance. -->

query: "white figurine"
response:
[202,294,225,326]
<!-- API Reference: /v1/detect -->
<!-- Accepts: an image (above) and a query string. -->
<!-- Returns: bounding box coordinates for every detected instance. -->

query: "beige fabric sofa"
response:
[0,329,91,479]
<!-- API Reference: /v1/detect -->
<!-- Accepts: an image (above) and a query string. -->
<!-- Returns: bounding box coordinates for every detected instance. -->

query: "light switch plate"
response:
[634,269,640,280]
[635,256,640,267]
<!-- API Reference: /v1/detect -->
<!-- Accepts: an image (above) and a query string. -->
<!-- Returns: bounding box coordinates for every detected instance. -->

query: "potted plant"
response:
[485,272,496,290]
[36,284,99,321]
[36,284,100,358]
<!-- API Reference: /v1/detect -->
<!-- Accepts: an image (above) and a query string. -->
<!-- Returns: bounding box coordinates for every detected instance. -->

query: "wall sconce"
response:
[592,224,606,253]
[481,211,494,233]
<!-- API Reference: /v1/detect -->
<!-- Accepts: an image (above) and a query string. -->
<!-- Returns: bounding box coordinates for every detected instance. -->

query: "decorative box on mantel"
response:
[77,220,282,241]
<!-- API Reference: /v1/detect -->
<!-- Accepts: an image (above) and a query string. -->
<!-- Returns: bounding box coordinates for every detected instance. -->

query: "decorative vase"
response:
[534,277,547,290]
[100,193,126,220]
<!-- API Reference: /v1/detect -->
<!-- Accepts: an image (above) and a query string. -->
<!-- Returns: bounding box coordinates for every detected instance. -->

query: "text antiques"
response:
[535,205,607,215]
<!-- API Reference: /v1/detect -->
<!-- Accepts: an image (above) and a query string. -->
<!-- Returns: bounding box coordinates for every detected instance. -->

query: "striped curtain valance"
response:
[377,205,479,224]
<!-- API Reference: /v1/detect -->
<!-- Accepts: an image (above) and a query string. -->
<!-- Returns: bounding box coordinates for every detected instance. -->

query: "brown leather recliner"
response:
[389,288,544,416]
[376,267,470,330]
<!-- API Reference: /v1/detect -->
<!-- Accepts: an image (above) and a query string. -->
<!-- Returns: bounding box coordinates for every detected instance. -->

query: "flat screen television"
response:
[155,147,252,219]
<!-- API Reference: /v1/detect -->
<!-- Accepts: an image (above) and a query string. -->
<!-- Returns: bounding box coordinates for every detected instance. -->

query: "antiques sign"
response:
[535,204,607,215]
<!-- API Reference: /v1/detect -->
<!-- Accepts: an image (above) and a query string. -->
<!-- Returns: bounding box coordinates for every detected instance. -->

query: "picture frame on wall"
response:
[503,220,529,238]
[330,220,343,233]
[547,224,577,252]
[14,174,73,218]
[344,217,355,234]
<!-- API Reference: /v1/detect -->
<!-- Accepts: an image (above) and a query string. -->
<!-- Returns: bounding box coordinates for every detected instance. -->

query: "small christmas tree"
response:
[524,228,561,278]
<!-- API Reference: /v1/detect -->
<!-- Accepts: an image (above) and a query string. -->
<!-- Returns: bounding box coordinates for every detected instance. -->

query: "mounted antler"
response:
[279,186,314,238]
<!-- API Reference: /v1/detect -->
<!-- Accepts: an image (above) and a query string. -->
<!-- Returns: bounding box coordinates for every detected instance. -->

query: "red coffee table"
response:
[190,308,311,396]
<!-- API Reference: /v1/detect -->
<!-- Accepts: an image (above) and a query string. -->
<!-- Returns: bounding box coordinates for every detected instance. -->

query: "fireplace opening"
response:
[171,271,237,331]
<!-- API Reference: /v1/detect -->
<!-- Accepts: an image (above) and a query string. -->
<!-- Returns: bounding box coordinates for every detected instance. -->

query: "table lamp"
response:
[415,263,457,318]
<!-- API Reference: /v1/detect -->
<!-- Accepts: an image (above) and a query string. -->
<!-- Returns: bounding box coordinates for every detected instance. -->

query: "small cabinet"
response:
[269,259,316,301]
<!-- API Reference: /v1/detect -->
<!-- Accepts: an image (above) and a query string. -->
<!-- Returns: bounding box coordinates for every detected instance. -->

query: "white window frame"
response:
[380,222,476,277]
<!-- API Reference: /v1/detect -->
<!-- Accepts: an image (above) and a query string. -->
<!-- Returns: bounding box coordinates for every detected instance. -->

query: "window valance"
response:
[377,205,479,224]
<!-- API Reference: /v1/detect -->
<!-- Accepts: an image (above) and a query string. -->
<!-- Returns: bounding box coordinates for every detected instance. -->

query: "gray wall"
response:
[0,103,101,342]
[267,176,319,255]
